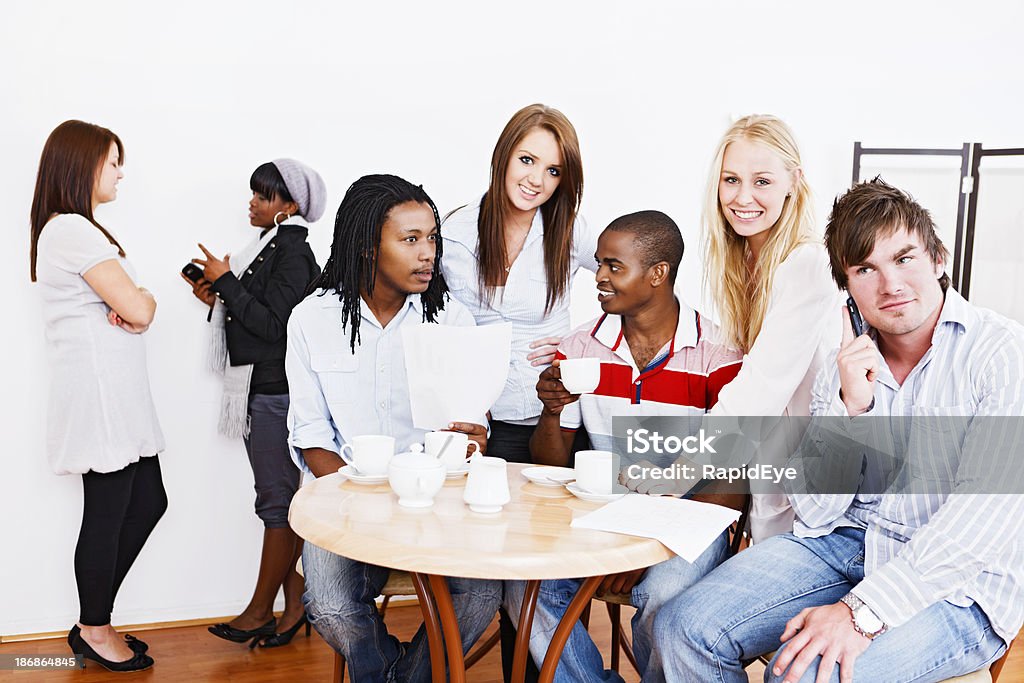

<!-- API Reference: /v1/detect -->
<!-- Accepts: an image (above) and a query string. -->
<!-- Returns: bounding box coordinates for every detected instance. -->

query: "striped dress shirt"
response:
[792,287,1024,642]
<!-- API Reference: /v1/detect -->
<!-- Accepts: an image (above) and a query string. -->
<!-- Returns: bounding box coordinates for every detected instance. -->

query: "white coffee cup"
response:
[463,454,511,514]
[575,450,619,495]
[559,358,601,394]
[339,435,395,476]
[424,431,480,472]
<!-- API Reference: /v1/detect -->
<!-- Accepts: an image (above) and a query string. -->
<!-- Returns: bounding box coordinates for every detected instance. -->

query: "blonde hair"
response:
[702,115,816,351]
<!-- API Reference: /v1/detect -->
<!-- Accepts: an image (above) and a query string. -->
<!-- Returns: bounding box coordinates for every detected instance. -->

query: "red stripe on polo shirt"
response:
[592,362,635,400]
[636,367,712,410]
[706,361,742,408]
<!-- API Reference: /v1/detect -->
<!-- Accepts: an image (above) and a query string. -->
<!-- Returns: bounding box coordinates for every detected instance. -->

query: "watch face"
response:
[856,605,884,633]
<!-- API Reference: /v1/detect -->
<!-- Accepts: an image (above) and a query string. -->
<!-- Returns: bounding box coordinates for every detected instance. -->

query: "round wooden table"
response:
[289,462,672,683]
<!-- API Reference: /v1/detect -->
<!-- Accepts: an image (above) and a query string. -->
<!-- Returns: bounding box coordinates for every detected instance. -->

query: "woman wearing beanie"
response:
[183,158,325,648]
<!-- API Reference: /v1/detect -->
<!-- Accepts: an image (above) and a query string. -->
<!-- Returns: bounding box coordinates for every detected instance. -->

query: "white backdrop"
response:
[3,0,1022,635]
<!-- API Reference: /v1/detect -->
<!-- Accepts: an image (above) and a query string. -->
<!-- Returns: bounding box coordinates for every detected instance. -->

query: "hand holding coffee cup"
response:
[574,450,620,495]
[339,434,395,476]
[558,357,601,394]
[536,362,585,417]
[425,430,480,471]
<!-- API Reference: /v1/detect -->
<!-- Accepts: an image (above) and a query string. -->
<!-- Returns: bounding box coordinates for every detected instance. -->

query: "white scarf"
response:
[207,226,279,438]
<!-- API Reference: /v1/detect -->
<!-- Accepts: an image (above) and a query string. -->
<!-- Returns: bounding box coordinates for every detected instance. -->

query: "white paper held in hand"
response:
[403,322,512,430]
[570,495,740,563]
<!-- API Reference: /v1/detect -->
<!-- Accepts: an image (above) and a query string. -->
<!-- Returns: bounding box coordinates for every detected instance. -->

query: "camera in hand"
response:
[182,263,204,283]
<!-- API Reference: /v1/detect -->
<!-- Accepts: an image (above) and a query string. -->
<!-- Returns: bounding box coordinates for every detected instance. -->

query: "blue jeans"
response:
[302,542,502,683]
[503,530,729,682]
[653,527,1007,682]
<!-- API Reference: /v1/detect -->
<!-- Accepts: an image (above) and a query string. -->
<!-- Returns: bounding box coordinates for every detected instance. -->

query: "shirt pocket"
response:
[310,353,360,404]
[905,405,971,487]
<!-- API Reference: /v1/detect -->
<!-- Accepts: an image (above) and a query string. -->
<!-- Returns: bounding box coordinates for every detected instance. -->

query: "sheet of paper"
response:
[570,495,741,563]
[403,322,512,431]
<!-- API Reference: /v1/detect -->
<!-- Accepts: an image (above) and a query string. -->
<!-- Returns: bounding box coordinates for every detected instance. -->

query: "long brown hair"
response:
[30,120,126,281]
[478,104,583,311]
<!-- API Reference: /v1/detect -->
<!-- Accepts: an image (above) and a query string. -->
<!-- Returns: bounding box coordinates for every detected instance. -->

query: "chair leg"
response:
[608,602,621,672]
[580,601,592,630]
[604,601,640,676]
[333,650,346,683]
[380,594,392,620]
[464,625,501,668]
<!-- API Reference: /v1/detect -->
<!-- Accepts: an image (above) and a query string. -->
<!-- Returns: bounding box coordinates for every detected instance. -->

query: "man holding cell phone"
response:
[655,178,1024,683]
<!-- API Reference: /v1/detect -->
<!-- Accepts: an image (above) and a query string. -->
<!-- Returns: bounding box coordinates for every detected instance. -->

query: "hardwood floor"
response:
[1,604,1020,682]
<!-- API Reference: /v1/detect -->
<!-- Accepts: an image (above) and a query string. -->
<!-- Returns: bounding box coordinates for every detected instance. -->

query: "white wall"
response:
[3,0,1022,635]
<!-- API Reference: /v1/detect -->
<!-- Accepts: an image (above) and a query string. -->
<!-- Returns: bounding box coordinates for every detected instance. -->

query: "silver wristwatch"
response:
[840,592,888,639]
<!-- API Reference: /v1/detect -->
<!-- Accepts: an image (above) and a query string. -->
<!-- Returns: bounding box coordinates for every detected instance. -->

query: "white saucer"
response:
[565,482,628,503]
[445,465,470,480]
[338,465,389,485]
[521,466,576,487]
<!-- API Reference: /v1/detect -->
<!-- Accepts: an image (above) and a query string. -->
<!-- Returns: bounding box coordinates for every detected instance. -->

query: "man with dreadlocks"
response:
[284,174,501,682]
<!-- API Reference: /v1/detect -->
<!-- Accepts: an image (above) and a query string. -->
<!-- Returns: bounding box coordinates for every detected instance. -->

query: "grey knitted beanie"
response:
[271,158,327,222]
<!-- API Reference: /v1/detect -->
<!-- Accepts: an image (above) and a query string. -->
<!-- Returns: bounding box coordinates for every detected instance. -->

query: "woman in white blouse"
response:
[702,115,840,542]
[442,103,599,462]
[30,121,164,672]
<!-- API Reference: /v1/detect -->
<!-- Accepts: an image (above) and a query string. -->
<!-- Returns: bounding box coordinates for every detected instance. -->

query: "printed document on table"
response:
[571,496,741,562]
[403,322,512,431]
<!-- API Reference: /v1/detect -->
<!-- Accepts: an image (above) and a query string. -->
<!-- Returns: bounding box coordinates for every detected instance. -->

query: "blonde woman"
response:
[702,115,840,542]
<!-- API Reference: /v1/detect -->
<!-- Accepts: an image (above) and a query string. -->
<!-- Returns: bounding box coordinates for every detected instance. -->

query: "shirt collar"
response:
[310,289,422,318]
[932,286,974,341]
[360,293,423,328]
[590,298,700,353]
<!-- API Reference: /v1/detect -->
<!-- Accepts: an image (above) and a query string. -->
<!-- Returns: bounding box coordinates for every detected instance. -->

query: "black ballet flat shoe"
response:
[68,626,148,654]
[258,614,311,648]
[70,632,154,672]
[207,618,277,648]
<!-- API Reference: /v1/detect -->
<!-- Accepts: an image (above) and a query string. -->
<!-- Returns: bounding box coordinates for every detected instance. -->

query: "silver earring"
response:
[273,211,290,228]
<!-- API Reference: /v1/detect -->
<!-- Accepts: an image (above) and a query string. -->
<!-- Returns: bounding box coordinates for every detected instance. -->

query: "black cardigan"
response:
[211,224,320,392]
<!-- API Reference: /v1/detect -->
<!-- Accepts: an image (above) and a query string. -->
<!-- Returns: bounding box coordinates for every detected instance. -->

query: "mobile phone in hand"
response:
[846,296,866,337]
[182,263,204,283]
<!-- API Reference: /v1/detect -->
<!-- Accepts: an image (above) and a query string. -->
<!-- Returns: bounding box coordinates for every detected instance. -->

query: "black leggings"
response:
[75,455,167,626]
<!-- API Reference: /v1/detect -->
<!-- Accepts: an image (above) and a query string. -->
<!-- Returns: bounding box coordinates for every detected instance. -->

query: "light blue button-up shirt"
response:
[441,197,600,422]
[793,288,1024,642]
[285,289,478,474]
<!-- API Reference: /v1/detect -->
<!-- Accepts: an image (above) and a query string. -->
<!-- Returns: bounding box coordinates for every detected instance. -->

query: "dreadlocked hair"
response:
[308,174,449,352]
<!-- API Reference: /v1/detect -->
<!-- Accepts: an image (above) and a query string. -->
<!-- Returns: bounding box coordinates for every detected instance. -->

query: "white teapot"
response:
[388,443,446,508]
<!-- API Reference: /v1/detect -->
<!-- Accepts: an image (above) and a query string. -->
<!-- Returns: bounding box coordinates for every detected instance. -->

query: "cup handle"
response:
[465,441,481,463]
[339,443,357,469]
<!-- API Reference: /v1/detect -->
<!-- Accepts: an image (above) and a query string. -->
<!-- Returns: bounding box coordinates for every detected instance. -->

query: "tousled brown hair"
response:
[825,176,950,291]
[30,120,126,281]
[478,104,583,311]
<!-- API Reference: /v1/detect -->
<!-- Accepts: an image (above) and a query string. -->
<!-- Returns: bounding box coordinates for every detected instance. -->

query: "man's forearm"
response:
[303,447,344,478]
[530,409,571,467]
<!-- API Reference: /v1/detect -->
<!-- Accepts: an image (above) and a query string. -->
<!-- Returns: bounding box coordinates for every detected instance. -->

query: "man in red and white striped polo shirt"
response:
[503,210,745,682]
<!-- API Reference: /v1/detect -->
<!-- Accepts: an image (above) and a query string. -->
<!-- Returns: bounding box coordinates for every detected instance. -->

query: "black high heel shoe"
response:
[69,631,154,672]
[207,618,277,648]
[258,614,311,648]
[68,625,149,654]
